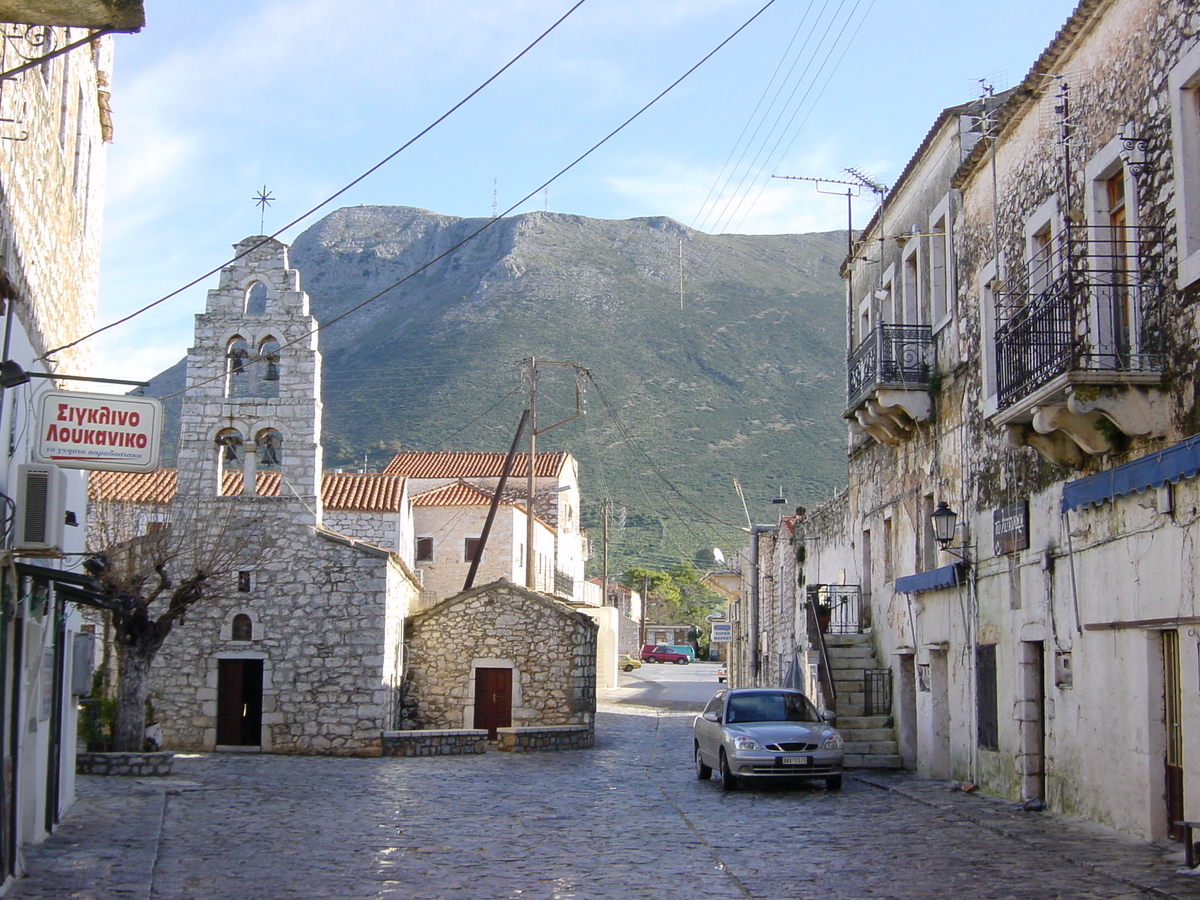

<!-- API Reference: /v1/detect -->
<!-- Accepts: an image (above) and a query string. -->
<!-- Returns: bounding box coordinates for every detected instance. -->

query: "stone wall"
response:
[403,580,596,732]
[151,518,415,756]
[381,729,487,757]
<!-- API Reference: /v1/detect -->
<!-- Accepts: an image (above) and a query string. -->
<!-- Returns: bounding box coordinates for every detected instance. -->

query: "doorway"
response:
[1164,631,1185,842]
[216,658,263,747]
[473,667,512,740]
[1019,641,1046,802]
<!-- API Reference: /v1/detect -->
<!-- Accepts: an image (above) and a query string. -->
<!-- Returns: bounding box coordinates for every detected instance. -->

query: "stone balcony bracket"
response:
[847,389,932,445]
[1002,384,1169,468]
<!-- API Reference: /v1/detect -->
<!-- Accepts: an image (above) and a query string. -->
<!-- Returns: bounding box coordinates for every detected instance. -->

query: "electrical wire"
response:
[39,0,593,363]
[157,0,785,404]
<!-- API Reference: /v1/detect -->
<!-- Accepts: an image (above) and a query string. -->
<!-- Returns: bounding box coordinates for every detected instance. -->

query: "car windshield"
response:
[725,691,820,724]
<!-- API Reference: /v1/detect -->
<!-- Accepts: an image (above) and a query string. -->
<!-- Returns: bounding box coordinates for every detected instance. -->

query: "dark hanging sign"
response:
[993,501,1029,555]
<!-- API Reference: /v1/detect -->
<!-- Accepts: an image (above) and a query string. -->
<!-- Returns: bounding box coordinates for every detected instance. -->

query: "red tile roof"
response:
[321,473,406,512]
[382,450,567,479]
[90,469,406,512]
[411,481,507,508]
[87,469,177,504]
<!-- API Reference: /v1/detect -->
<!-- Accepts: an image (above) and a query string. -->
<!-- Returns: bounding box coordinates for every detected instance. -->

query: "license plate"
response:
[780,756,809,765]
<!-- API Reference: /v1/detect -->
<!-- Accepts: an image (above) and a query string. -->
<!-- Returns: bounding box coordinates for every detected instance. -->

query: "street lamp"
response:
[931,501,969,562]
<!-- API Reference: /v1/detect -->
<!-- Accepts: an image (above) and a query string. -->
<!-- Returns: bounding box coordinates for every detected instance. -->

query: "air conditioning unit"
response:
[14,464,66,554]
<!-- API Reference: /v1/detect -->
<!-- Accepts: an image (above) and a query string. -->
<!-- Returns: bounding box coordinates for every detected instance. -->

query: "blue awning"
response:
[894,563,964,594]
[1061,432,1200,513]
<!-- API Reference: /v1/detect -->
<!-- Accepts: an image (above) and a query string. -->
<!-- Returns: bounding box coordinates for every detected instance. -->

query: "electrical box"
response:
[14,463,66,554]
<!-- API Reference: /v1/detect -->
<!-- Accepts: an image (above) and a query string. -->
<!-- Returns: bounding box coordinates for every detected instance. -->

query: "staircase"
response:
[824,632,902,769]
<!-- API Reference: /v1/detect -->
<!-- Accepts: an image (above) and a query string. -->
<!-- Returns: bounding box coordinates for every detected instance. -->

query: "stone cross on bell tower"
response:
[174,236,324,526]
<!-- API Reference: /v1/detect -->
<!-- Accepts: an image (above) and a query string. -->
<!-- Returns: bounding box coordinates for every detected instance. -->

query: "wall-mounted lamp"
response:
[931,501,970,562]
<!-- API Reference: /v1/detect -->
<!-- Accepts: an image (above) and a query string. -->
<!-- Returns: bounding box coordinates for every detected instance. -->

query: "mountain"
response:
[147,206,850,572]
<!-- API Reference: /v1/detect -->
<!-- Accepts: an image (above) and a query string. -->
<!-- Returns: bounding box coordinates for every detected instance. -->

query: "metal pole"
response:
[602,497,609,605]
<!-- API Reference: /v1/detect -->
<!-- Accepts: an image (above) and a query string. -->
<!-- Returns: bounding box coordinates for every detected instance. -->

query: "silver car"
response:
[693,688,844,791]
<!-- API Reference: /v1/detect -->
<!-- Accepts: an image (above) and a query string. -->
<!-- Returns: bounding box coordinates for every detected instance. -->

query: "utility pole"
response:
[601,497,609,606]
[520,357,587,591]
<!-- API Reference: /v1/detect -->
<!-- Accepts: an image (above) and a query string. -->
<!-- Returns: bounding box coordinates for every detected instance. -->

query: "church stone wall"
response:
[403,581,596,732]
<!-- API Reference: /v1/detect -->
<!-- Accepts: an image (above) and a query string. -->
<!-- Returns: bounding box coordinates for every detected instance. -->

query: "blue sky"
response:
[93,0,1080,381]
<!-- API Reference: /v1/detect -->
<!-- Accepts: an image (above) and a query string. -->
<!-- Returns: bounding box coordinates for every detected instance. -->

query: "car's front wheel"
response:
[695,744,712,781]
[622,664,634,672]
[719,750,738,791]
[826,774,843,791]
[674,657,688,665]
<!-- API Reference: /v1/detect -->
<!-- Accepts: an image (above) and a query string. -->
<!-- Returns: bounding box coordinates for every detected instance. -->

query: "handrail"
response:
[806,594,837,709]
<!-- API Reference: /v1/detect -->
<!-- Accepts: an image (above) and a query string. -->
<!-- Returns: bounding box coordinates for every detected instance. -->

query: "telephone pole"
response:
[520,358,587,590]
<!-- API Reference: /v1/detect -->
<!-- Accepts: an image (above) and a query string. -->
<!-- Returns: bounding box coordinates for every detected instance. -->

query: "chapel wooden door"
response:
[473,667,512,740]
[216,659,263,747]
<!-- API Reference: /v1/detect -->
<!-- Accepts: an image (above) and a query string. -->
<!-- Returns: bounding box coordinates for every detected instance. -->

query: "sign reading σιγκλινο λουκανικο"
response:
[33,390,163,473]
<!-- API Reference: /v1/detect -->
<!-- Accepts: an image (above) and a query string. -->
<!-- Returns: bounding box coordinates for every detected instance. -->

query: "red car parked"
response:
[640,644,691,664]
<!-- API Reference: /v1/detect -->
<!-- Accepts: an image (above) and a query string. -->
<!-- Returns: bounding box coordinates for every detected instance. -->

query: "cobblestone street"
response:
[9,710,1199,900]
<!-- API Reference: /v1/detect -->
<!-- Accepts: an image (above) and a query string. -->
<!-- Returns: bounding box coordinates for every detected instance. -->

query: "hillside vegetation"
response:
[149,206,850,573]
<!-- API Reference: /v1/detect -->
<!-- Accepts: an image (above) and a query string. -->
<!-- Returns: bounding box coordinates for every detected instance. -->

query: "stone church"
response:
[89,236,596,755]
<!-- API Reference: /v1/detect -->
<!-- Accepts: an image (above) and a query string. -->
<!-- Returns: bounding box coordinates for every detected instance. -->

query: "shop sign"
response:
[33,390,162,472]
[993,501,1029,555]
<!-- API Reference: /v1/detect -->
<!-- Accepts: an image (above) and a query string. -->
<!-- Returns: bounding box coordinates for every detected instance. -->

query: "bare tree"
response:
[81,499,252,752]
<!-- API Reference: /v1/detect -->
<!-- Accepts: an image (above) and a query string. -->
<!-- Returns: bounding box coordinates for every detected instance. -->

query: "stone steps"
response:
[823,632,900,770]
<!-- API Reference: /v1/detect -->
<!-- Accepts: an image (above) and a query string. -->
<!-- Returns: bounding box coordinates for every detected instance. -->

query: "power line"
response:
[157,0,786,404]
[40,0,594,364]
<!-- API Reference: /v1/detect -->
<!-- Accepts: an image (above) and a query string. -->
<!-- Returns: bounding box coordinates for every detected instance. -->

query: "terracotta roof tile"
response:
[87,469,178,504]
[321,473,406,512]
[411,481,508,508]
[383,450,567,479]
[92,469,405,512]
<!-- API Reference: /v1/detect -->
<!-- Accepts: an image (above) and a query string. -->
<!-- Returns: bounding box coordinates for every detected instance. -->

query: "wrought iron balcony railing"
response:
[995,225,1164,411]
[847,324,935,410]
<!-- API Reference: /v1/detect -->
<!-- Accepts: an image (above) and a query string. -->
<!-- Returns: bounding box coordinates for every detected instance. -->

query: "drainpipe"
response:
[748,525,774,687]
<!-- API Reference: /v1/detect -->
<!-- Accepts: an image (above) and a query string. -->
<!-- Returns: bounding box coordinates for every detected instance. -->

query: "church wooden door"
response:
[216,659,263,746]
[473,667,512,740]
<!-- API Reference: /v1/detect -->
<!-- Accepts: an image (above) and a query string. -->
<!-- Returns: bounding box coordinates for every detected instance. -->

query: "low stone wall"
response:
[495,724,593,752]
[76,751,175,776]
[381,729,488,757]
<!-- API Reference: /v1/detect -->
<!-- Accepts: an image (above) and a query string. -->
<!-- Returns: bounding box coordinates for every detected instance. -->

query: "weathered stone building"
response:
[0,9,123,885]
[739,0,1200,849]
[403,579,596,745]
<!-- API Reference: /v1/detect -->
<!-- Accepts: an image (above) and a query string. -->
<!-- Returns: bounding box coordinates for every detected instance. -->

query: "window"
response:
[921,494,937,572]
[1170,41,1200,287]
[464,537,482,563]
[902,244,921,325]
[231,614,252,641]
[882,517,893,583]
[929,196,954,327]
[976,644,999,750]
[245,282,268,314]
[1084,135,1143,371]
[415,537,433,562]
[238,571,252,592]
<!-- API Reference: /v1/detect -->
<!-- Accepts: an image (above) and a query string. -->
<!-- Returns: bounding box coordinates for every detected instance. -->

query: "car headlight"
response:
[822,733,843,750]
[733,735,761,751]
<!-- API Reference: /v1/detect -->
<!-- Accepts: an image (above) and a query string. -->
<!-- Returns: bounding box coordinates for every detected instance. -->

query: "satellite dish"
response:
[713,548,726,565]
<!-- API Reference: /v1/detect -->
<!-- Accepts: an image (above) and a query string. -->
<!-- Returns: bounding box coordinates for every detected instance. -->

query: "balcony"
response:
[846,324,935,444]
[993,225,1167,467]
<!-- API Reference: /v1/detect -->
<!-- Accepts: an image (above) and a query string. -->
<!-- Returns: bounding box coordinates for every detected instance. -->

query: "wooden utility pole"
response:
[521,358,586,590]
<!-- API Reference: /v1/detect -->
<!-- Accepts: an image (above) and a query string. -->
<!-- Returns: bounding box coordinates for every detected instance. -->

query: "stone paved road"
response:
[9,710,1200,900]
